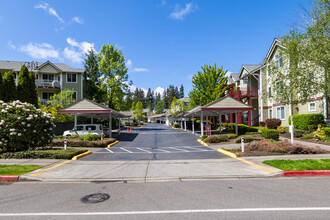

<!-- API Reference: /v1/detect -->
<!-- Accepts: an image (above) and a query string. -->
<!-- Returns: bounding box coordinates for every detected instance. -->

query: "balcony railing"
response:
[35,80,61,89]
[40,99,50,106]
[241,87,259,97]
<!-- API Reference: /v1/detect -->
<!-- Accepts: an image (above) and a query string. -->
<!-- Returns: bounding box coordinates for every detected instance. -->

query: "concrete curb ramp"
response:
[197,139,209,147]
[71,151,92,160]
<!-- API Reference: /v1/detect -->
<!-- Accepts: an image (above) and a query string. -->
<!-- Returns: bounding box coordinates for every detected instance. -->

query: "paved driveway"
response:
[81,123,227,161]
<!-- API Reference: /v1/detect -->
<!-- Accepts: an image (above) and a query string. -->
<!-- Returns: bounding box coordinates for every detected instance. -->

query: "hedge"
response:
[204,135,229,143]
[0,149,88,159]
[261,129,279,140]
[265,119,281,129]
[289,114,325,130]
[173,123,181,128]
[51,138,116,148]
[227,123,258,135]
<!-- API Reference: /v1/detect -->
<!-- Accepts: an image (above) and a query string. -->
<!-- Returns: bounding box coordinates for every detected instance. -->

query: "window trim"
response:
[66,73,77,83]
[269,109,273,119]
[308,102,316,112]
[72,91,77,100]
[276,106,285,120]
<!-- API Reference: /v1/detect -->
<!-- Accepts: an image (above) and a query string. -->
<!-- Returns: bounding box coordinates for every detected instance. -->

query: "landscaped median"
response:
[0,165,44,182]
[263,159,330,176]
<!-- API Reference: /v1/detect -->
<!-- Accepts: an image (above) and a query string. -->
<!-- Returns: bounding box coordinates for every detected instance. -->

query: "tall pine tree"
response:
[17,65,31,104]
[3,71,17,102]
[179,84,184,98]
[0,73,3,100]
[29,71,39,107]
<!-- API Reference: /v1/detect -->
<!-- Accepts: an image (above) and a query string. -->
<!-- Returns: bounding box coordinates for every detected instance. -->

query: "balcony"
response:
[241,87,258,97]
[35,80,61,89]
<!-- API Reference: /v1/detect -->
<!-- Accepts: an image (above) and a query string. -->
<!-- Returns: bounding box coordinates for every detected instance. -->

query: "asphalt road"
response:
[81,123,227,161]
[1,177,330,219]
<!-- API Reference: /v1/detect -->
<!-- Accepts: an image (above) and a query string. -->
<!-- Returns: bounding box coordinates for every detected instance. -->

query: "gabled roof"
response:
[230,73,239,81]
[58,99,125,118]
[238,65,261,78]
[263,38,283,64]
[0,60,84,73]
[202,96,253,112]
[184,105,202,117]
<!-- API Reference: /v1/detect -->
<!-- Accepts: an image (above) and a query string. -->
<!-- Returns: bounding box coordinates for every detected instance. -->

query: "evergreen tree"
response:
[124,89,134,111]
[0,73,3,100]
[2,71,17,102]
[179,84,184,98]
[174,86,180,99]
[155,100,165,114]
[146,88,154,111]
[29,71,39,107]
[133,101,144,121]
[162,88,169,109]
[17,65,31,104]
[154,92,161,110]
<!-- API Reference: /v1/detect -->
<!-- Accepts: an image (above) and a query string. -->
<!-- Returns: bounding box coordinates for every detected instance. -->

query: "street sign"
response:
[206,124,211,136]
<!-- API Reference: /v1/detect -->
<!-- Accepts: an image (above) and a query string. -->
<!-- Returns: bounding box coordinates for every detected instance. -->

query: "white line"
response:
[1,207,329,216]
[105,148,113,153]
[183,146,210,152]
[155,149,170,153]
[137,148,152,153]
[168,147,189,152]
[120,147,133,153]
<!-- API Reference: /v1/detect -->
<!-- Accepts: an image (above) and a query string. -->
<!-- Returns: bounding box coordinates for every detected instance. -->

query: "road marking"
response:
[31,160,72,177]
[183,146,210,152]
[168,147,189,152]
[137,148,152,153]
[155,149,170,153]
[120,147,133,153]
[1,207,330,216]
[105,148,113,153]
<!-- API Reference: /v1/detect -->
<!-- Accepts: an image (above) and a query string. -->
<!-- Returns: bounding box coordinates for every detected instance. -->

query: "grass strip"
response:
[0,165,43,175]
[263,159,330,171]
[0,149,88,160]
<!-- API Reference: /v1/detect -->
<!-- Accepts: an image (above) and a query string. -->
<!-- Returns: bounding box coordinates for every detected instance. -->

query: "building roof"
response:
[242,65,261,73]
[0,60,84,73]
[178,97,190,102]
[227,77,235,84]
[58,98,125,118]
[230,73,239,81]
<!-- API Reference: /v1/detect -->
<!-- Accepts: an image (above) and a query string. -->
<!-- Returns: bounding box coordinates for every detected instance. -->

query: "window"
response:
[269,109,273,119]
[268,87,272,97]
[75,126,84,131]
[237,81,240,86]
[42,92,54,100]
[67,73,77,83]
[276,106,285,120]
[243,79,248,85]
[43,74,54,81]
[309,102,316,111]
[275,54,283,68]
[86,125,96,131]
[57,75,60,82]
[72,91,77,99]
[243,112,248,122]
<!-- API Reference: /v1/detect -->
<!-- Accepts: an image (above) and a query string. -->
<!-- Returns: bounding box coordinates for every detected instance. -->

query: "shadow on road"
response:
[115,133,139,142]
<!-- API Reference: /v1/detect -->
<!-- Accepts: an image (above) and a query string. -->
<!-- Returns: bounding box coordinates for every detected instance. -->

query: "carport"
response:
[57,99,126,138]
[184,96,254,136]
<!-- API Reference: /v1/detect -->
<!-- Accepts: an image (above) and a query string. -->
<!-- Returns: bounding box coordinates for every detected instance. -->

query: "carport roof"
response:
[57,98,126,118]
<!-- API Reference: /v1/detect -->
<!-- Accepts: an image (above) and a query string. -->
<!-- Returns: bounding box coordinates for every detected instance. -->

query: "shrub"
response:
[235,137,255,143]
[226,134,237,139]
[204,135,229,143]
[261,129,279,140]
[51,138,116,148]
[247,139,327,154]
[0,100,55,153]
[201,135,208,140]
[222,123,229,128]
[277,126,285,133]
[265,119,281,129]
[246,132,261,135]
[259,121,266,127]
[294,130,309,138]
[132,122,138,126]
[314,125,330,142]
[235,134,262,143]
[300,133,315,139]
[289,114,325,130]
[0,149,88,159]
[83,134,101,141]
[227,123,258,135]
[124,121,131,126]
[173,123,180,128]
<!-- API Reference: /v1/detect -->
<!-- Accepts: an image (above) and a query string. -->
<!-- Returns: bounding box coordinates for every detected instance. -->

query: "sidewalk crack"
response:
[144,160,150,182]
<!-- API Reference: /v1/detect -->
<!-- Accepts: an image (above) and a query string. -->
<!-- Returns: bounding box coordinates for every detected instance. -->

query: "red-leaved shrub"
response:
[265,119,281,129]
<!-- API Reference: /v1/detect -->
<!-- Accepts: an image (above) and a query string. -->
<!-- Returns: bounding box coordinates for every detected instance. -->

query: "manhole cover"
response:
[81,193,110,203]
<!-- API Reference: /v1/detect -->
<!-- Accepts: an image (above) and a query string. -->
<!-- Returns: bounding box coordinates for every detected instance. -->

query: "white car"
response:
[63,124,109,137]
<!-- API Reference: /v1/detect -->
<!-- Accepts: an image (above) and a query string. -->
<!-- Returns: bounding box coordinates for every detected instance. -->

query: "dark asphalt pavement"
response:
[81,123,226,161]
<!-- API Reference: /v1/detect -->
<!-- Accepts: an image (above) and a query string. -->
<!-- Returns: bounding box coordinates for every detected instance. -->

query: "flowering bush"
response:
[0,100,55,153]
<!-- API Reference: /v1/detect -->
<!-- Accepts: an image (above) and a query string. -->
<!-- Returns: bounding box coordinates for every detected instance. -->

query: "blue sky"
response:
[0,0,310,96]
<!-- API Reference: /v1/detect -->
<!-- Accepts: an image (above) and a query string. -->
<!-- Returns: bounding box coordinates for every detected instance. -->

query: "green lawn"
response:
[0,165,43,175]
[263,159,330,171]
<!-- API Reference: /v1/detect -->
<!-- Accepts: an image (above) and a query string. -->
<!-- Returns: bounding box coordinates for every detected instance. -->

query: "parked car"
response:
[63,124,109,137]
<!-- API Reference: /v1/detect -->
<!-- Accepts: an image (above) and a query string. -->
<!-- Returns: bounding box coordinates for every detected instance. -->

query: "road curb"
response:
[172,127,180,130]
[107,140,119,148]
[282,170,330,177]
[0,175,19,182]
[197,139,209,147]
[18,175,42,181]
[71,151,92,160]
[217,149,237,158]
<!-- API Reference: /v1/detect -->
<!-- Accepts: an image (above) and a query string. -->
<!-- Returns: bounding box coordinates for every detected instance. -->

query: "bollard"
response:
[101,133,104,141]
[127,127,129,132]
[130,127,132,132]
[64,138,67,151]
[241,137,244,153]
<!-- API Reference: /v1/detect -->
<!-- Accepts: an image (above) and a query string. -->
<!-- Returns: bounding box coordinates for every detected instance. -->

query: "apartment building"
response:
[0,60,84,105]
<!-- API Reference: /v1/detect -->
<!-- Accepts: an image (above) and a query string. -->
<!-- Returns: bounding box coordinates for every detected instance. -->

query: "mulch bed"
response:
[280,133,330,146]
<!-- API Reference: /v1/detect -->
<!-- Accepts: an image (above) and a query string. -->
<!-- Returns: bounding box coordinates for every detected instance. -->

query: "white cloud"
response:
[154,86,165,95]
[19,42,59,59]
[170,3,197,20]
[126,59,149,72]
[63,38,95,63]
[72,16,84,24]
[8,41,16,50]
[35,2,64,23]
